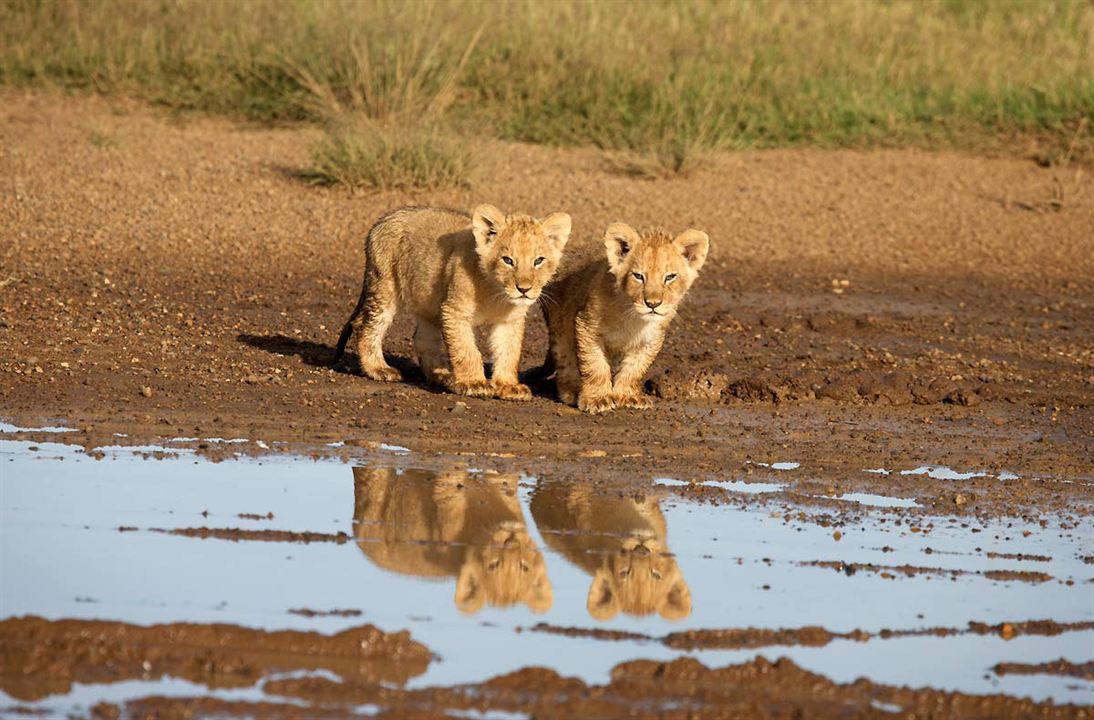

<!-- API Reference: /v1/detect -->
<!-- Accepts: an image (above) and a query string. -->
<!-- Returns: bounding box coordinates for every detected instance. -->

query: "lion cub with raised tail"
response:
[334,205,571,400]
[542,223,709,413]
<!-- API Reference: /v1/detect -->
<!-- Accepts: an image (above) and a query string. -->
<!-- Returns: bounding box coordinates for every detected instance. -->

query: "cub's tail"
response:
[333,260,369,366]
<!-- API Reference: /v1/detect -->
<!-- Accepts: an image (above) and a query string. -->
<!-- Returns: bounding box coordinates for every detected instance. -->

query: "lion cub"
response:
[542,223,709,413]
[334,205,571,399]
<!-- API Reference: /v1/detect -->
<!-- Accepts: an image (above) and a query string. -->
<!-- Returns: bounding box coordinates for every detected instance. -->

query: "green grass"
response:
[3,0,1091,182]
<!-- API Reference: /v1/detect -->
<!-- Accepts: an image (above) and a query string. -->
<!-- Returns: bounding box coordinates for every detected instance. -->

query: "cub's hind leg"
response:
[354,269,401,383]
[414,321,449,386]
[550,329,581,407]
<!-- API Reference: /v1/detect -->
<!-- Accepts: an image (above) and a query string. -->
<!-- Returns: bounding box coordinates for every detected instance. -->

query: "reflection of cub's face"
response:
[587,533,691,621]
[456,522,551,615]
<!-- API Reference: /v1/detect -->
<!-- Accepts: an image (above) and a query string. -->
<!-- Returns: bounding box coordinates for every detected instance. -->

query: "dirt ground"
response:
[1,90,1093,717]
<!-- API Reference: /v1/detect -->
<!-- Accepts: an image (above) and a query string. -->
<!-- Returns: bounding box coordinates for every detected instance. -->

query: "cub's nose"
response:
[517,285,532,296]
[645,299,662,309]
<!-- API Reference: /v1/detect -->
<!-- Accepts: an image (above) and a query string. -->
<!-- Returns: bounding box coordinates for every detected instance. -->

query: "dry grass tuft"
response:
[307,119,474,192]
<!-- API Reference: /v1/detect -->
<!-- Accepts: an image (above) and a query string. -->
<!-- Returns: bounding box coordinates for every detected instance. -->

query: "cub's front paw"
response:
[614,392,653,410]
[492,381,533,401]
[451,379,493,398]
[578,393,615,414]
[362,365,402,383]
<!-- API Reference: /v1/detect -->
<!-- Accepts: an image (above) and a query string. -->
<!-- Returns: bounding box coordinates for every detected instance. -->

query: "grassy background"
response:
[3,0,1092,184]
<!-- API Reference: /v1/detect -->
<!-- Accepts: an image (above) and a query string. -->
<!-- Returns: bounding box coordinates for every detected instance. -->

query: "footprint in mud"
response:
[530,481,691,621]
[352,467,552,614]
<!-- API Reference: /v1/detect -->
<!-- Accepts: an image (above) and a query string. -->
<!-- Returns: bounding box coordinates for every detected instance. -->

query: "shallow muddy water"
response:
[1,432,1091,717]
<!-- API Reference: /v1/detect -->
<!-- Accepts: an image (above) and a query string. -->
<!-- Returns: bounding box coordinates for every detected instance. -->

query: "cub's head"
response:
[586,533,692,621]
[455,522,553,615]
[603,224,710,322]
[472,204,571,306]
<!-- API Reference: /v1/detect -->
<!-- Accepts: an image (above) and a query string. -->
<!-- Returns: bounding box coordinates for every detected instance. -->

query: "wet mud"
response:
[92,656,1091,720]
[0,616,431,702]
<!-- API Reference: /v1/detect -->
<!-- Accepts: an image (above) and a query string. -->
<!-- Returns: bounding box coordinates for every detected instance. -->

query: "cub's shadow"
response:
[236,333,423,380]
[237,332,554,397]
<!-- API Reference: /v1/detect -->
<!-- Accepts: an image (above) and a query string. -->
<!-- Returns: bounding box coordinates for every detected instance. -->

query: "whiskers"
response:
[537,288,561,310]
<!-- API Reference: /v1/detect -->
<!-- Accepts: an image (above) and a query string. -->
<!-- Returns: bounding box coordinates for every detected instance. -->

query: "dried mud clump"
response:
[647,368,730,401]
[0,616,431,702]
[151,527,352,544]
[663,625,868,651]
[992,659,1094,680]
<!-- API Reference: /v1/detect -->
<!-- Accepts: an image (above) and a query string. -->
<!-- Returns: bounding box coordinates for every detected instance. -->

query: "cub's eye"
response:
[664,273,677,284]
[533,256,546,267]
[631,272,645,283]
[501,256,515,266]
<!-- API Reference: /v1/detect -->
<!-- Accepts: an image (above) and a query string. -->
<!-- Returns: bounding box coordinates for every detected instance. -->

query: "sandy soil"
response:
[1,90,1093,717]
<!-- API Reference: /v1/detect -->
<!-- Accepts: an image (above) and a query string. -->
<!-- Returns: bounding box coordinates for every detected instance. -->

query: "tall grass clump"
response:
[308,120,473,191]
[3,0,1092,173]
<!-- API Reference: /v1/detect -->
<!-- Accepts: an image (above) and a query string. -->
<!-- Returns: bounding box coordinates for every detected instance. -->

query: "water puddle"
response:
[1,437,1091,717]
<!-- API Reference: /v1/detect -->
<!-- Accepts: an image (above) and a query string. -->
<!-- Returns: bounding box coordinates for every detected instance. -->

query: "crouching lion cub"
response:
[541,223,709,413]
[334,205,571,399]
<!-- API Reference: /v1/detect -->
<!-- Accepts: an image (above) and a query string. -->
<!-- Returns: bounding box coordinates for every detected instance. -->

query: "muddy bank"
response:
[0,91,1092,500]
[0,616,431,702]
[99,655,1091,719]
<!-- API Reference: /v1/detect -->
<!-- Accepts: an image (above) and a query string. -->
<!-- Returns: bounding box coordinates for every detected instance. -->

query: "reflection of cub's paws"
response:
[492,381,533,401]
[363,365,402,383]
[578,393,615,414]
[451,380,494,398]
[613,392,653,410]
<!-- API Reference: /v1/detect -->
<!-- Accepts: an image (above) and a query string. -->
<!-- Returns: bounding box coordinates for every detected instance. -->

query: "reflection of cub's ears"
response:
[456,563,486,615]
[454,563,554,615]
[586,571,692,621]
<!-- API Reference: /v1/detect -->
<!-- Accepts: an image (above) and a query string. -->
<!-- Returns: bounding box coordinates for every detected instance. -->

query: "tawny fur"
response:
[529,481,691,620]
[335,205,571,400]
[353,467,552,614]
[541,224,710,413]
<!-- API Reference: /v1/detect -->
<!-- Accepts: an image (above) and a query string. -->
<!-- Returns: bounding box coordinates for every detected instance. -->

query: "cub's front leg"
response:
[575,314,615,414]
[611,333,663,410]
[440,302,492,398]
[488,315,532,401]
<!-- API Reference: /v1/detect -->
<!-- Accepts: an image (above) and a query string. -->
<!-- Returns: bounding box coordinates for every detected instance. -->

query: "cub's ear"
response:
[525,569,553,614]
[539,212,572,251]
[674,229,709,271]
[603,222,640,270]
[586,569,619,621]
[455,563,486,615]
[659,577,692,621]
[472,204,506,251]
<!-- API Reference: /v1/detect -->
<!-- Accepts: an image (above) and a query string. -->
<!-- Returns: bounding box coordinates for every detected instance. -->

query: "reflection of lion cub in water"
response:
[353,467,551,614]
[530,482,690,621]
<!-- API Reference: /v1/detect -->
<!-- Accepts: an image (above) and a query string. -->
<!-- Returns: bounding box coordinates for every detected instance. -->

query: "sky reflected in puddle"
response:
[1,438,1091,715]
